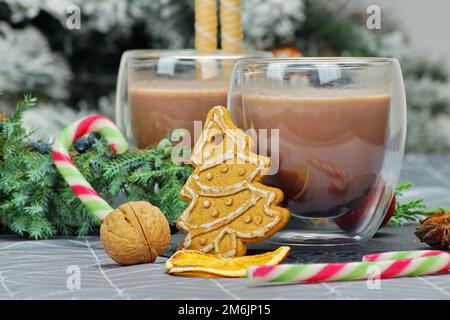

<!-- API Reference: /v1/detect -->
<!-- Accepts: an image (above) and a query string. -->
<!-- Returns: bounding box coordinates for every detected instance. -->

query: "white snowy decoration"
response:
[243,0,305,49]
[0,22,71,100]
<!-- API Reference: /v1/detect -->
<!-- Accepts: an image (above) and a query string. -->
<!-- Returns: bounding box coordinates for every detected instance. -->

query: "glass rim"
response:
[123,49,271,61]
[234,56,397,67]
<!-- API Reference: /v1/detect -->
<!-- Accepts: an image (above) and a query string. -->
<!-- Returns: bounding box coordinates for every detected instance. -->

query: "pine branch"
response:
[0,95,192,239]
[10,94,37,122]
[388,182,441,226]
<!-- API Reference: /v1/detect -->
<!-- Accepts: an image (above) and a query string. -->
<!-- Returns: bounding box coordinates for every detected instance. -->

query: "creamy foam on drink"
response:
[241,93,390,218]
[129,80,228,148]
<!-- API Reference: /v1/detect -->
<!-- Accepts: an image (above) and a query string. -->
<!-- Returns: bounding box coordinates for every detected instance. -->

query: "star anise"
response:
[415,210,450,250]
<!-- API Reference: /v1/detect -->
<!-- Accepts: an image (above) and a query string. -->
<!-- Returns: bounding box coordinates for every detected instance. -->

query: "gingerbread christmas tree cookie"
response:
[176,106,290,257]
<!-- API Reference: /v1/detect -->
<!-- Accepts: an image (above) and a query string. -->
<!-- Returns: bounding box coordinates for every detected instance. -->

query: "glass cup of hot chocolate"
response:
[228,57,406,245]
[116,49,271,149]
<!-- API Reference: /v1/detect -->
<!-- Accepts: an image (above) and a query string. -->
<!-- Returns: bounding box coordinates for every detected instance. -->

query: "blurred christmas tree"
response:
[0,0,449,152]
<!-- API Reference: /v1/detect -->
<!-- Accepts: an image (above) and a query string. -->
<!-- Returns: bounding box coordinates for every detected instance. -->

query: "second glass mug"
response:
[228,58,406,245]
[115,49,271,148]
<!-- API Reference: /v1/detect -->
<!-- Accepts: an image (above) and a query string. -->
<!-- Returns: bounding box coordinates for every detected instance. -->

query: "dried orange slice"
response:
[165,246,290,278]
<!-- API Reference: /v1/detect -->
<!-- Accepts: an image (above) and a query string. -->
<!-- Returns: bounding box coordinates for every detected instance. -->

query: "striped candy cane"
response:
[306,155,349,194]
[363,250,448,262]
[52,115,128,220]
[247,250,450,285]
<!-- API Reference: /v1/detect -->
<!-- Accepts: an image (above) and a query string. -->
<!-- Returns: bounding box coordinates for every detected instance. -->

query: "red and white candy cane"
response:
[306,155,349,194]
[247,250,450,285]
[52,115,128,220]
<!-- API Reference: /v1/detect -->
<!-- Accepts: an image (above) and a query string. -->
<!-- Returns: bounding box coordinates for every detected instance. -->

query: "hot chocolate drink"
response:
[130,79,391,219]
[129,80,228,148]
[240,93,390,218]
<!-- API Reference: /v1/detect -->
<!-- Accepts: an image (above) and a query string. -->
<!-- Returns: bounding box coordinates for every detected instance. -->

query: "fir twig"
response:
[388,182,441,226]
[0,95,192,239]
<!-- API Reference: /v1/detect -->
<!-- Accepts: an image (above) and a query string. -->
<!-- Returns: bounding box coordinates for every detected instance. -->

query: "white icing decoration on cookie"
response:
[202,200,211,208]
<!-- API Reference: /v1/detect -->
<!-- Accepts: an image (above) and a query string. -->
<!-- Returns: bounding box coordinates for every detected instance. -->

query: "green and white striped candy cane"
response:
[248,250,450,285]
[52,115,128,220]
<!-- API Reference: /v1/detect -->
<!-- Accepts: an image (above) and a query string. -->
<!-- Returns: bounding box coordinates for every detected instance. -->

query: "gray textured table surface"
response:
[1,154,450,300]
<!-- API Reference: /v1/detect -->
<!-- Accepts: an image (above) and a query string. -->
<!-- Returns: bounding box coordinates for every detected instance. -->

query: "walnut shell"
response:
[100,201,170,265]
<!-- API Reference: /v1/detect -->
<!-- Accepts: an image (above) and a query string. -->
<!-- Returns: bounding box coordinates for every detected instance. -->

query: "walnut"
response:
[415,210,450,250]
[100,201,171,265]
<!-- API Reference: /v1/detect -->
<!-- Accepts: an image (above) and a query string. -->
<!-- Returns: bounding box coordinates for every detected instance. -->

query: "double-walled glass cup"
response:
[116,50,271,148]
[228,58,406,245]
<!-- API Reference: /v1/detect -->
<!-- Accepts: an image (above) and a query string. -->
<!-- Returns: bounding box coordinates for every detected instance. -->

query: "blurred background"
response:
[0,0,449,153]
